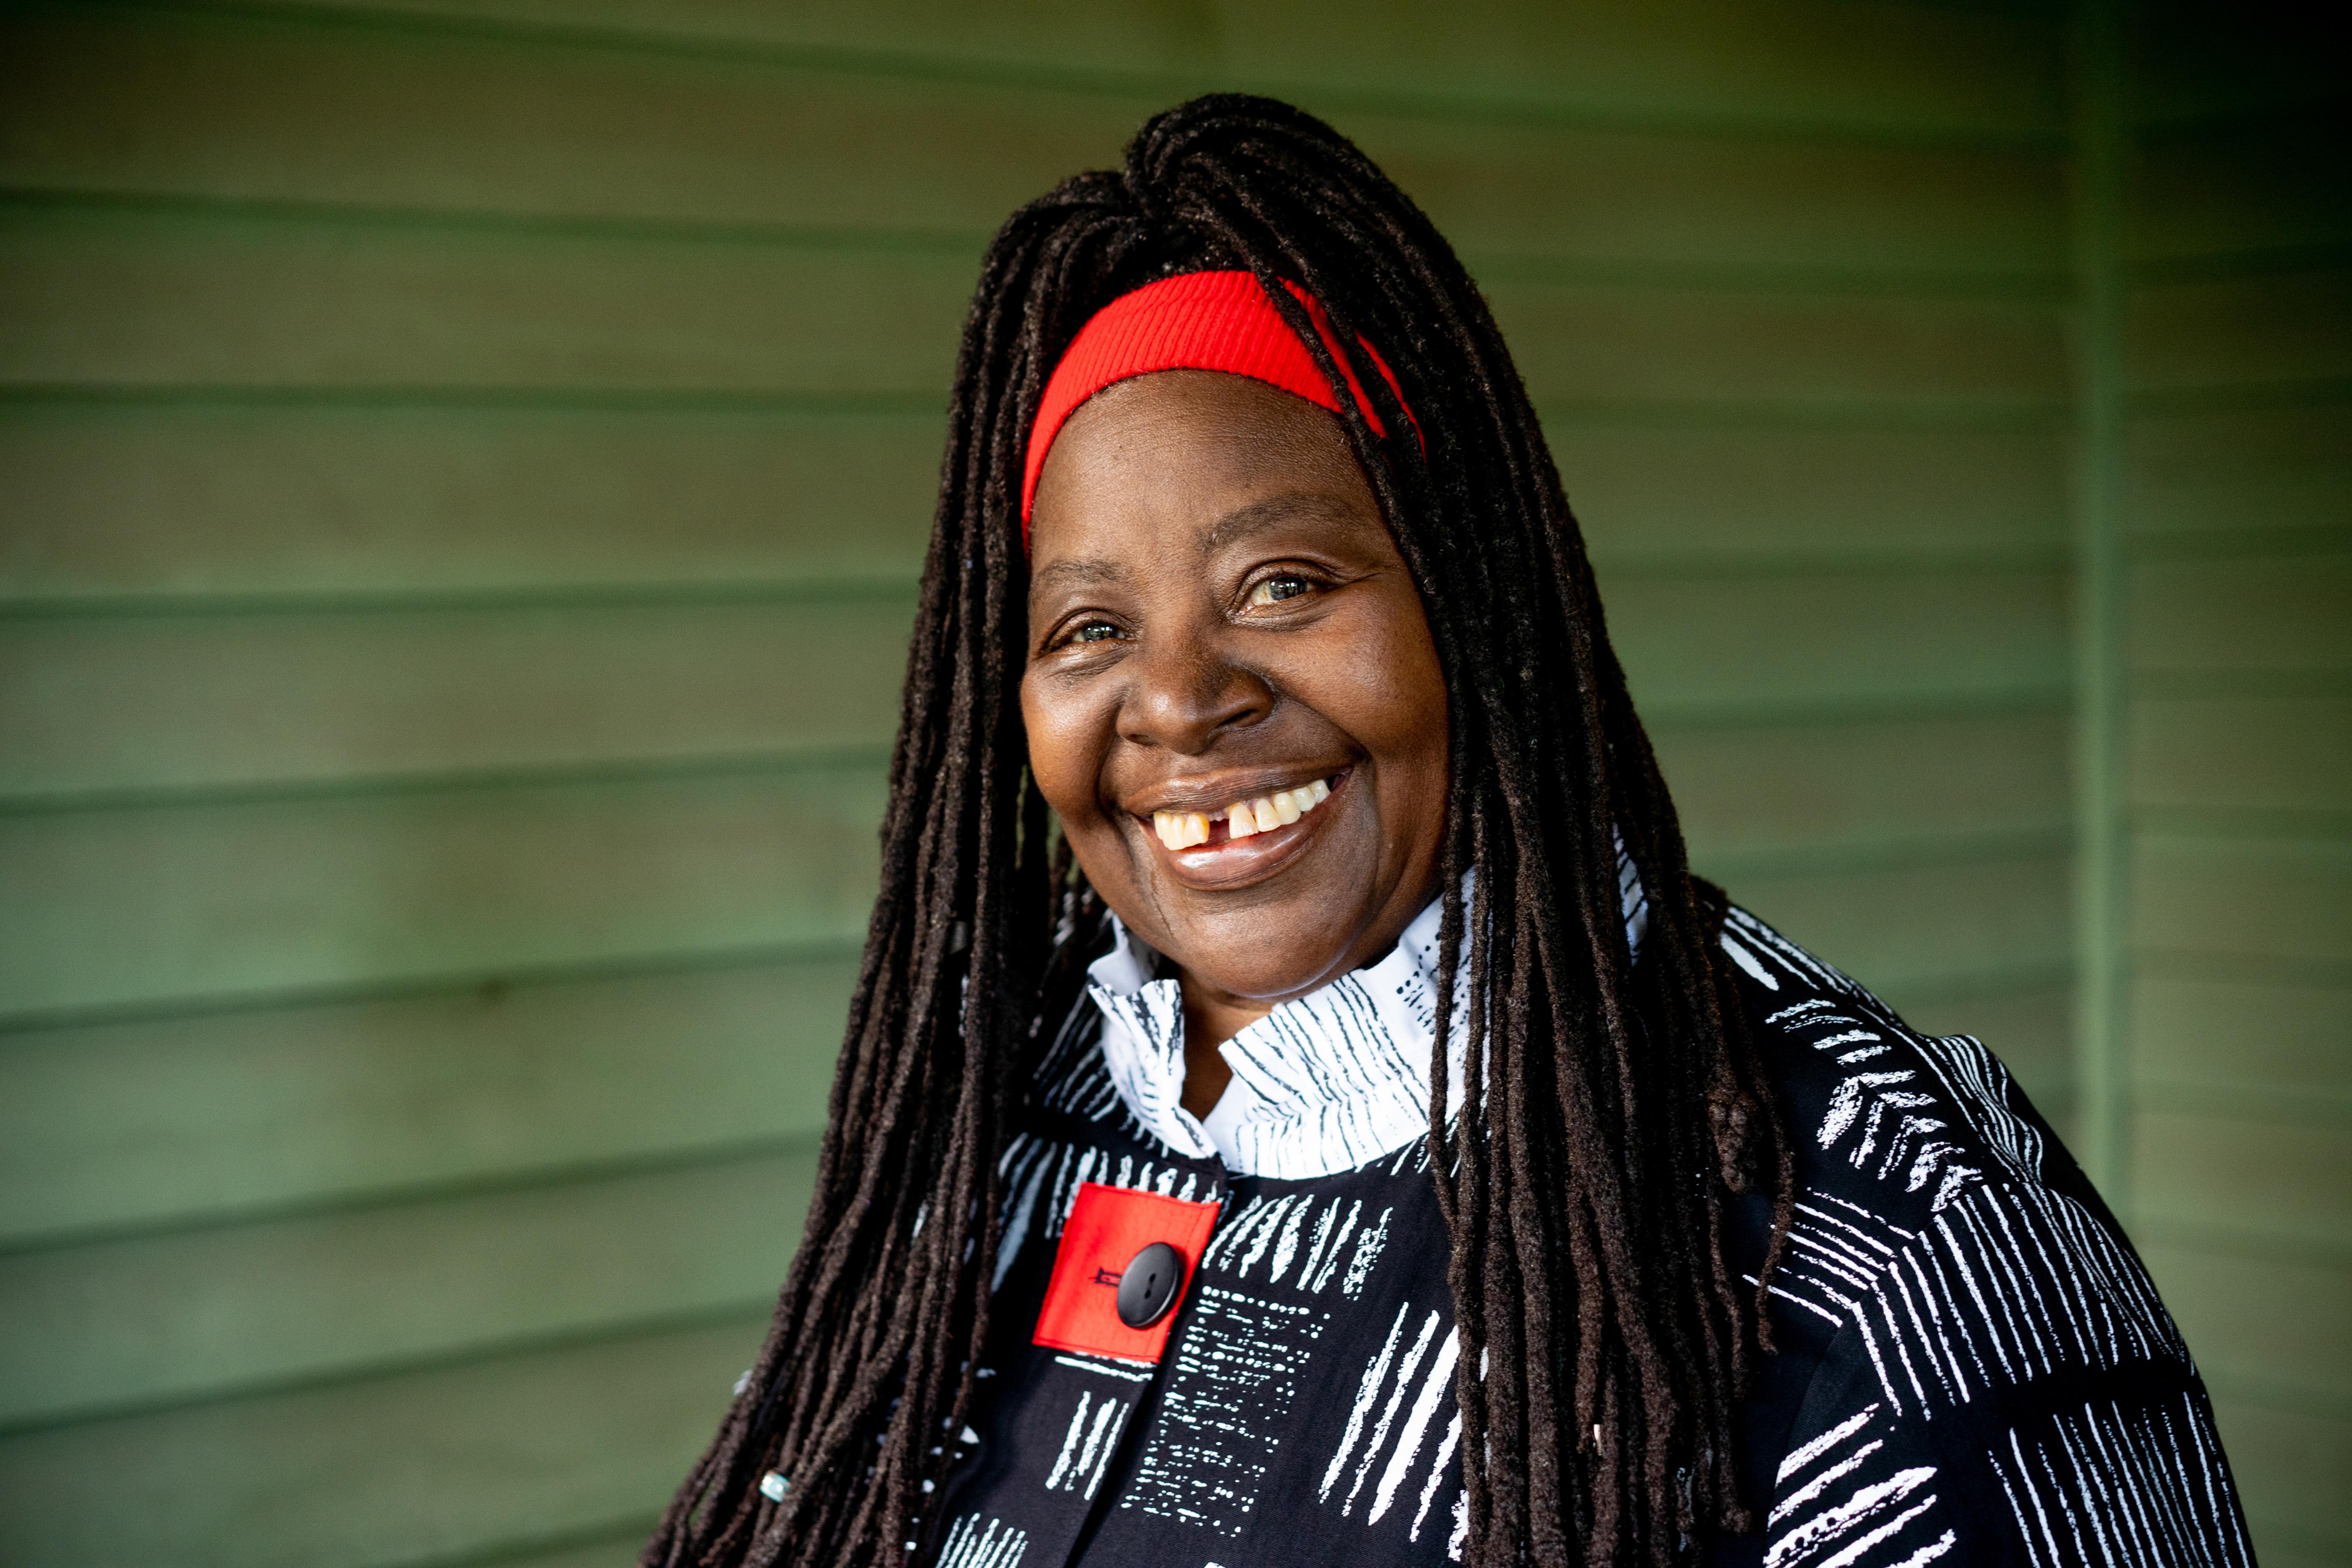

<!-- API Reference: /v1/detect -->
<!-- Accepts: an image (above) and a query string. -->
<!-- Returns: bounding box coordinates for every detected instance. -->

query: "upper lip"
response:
[1125,765,1346,818]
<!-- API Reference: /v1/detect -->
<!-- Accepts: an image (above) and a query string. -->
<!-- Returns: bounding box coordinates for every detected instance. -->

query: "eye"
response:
[1245,574,1312,608]
[1067,618,1122,645]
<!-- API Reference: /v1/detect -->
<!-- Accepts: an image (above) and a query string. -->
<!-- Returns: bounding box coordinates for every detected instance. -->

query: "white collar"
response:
[1082,842,1649,1180]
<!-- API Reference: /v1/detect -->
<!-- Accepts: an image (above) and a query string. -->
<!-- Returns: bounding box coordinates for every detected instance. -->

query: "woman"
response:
[647,98,2246,1568]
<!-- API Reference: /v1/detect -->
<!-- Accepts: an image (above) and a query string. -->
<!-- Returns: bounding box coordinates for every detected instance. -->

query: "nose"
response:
[1117,633,1271,756]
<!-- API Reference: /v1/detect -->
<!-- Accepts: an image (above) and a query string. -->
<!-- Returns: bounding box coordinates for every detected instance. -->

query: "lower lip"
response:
[1143,771,1351,889]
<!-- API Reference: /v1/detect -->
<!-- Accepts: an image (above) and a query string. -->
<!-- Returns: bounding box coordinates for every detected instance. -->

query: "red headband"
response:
[1020,271,1415,542]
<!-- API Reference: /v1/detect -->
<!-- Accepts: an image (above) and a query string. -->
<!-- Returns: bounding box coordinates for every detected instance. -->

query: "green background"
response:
[0,0,2342,1561]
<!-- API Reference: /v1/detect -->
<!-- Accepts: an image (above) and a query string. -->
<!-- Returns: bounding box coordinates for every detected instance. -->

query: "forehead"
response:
[1026,370,1371,562]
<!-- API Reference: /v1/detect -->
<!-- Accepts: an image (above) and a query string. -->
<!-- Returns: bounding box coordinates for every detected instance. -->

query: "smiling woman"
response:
[1025,371,1451,1116]
[643,98,2249,1568]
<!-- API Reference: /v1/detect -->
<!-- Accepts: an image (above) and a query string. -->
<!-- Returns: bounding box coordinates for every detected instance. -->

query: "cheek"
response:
[1020,673,1115,828]
[1322,597,1449,785]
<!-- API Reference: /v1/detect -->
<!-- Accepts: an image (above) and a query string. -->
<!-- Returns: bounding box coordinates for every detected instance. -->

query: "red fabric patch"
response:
[1019,270,1420,538]
[1033,1181,1220,1364]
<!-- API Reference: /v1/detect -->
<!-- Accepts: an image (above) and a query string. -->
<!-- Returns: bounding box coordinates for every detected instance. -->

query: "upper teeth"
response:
[1154,810,1211,849]
[1152,778,1331,850]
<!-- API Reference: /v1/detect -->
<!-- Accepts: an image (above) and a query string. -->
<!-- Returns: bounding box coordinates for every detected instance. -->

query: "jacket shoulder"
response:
[1718,903,2063,1229]
[1718,908,2255,1565]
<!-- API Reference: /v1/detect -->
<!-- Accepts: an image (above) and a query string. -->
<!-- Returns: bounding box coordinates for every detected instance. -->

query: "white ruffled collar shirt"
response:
[1083,845,1649,1181]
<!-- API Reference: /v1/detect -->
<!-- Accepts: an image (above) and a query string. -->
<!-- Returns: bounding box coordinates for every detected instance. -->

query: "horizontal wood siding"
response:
[0,958,857,1245]
[0,1318,768,1568]
[2119,3,2352,1557]
[0,1,2088,1562]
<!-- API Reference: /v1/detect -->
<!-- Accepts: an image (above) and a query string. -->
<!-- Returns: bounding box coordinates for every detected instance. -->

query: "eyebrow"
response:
[1028,557,1129,594]
[1204,490,1370,553]
[1028,490,1372,597]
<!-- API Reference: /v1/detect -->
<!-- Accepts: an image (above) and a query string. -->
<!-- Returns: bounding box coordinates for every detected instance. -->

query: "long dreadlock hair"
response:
[644,94,1795,1568]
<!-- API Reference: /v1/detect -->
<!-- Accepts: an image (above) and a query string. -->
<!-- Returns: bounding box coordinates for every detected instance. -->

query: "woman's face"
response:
[1022,369,1450,1014]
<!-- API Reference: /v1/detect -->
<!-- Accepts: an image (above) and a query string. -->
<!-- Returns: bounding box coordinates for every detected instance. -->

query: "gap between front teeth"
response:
[1152,777,1331,850]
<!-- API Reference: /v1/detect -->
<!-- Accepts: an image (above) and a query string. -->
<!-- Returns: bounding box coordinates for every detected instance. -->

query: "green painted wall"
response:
[0,2,2331,1562]
[2086,3,2351,1559]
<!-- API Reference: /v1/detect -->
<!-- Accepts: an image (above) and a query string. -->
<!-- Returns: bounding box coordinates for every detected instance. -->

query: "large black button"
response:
[1114,1241,1186,1329]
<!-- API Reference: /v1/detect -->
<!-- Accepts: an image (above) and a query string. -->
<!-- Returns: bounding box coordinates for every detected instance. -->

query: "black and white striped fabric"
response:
[926,893,2249,1566]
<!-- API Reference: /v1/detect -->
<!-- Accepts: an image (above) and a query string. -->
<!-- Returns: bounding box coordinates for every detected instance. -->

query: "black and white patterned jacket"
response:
[925,875,2250,1568]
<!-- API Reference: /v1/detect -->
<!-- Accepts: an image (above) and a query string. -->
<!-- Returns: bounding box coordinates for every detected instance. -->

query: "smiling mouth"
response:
[1147,773,1343,851]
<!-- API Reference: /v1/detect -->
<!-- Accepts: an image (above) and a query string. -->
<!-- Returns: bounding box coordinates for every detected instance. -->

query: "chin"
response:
[1156,914,1362,1006]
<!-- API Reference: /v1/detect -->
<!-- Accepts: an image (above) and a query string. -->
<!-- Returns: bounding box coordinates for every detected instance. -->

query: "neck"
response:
[1175,974,1268,1118]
